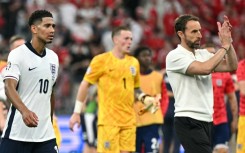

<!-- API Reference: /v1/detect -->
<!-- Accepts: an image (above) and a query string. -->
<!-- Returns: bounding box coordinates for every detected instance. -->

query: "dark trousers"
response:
[174,117,213,153]
[0,138,58,153]
[162,117,180,153]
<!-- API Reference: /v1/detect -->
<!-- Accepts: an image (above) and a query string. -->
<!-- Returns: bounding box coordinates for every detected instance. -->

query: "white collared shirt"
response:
[166,44,214,122]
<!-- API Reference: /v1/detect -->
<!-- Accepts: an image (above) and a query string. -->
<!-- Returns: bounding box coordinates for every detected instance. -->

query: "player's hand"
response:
[69,113,81,132]
[21,108,39,127]
[217,15,232,48]
[143,95,160,108]
[141,95,160,114]
[151,94,161,113]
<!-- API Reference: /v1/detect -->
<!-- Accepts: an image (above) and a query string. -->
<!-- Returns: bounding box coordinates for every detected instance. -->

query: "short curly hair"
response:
[28,10,53,26]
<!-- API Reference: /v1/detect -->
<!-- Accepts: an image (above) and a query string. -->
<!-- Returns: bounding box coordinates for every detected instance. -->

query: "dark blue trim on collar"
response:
[25,42,46,57]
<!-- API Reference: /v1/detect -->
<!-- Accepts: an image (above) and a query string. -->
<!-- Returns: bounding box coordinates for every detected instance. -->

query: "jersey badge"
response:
[50,63,56,81]
[104,141,110,149]
[130,66,136,76]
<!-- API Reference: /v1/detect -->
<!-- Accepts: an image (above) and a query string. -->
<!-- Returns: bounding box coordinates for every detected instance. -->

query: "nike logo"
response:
[28,67,37,71]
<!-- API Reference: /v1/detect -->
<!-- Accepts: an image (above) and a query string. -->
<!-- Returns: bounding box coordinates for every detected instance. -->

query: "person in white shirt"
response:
[0,10,59,153]
[166,14,237,153]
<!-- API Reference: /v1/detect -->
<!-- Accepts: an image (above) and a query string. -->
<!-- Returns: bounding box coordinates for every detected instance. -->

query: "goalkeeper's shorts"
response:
[97,125,136,152]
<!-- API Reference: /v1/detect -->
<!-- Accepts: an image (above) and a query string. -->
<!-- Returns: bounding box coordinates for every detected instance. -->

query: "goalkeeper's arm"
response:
[73,80,90,114]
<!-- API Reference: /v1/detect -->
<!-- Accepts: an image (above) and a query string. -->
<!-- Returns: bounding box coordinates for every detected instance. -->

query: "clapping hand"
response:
[217,15,233,48]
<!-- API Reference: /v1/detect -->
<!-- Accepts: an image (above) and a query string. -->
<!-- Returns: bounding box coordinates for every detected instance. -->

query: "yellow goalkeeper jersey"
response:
[134,71,163,127]
[84,51,140,126]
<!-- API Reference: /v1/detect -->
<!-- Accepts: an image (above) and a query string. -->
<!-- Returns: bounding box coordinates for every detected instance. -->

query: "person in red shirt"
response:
[236,59,245,153]
[204,44,238,153]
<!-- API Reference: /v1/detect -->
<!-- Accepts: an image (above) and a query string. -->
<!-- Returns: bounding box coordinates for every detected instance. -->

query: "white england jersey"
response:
[1,42,59,142]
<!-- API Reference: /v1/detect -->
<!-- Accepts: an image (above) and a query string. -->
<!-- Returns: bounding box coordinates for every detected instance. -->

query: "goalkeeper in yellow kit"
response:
[69,26,159,153]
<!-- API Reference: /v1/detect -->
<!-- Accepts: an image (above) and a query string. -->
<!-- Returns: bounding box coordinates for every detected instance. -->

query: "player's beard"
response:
[186,38,201,49]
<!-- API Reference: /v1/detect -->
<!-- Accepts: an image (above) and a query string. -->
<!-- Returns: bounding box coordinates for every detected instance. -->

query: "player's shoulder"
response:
[125,54,139,63]
[89,52,108,65]
[166,46,183,59]
[166,48,176,57]
[93,52,108,60]
[45,48,59,62]
[45,48,58,57]
[8,44,27,58]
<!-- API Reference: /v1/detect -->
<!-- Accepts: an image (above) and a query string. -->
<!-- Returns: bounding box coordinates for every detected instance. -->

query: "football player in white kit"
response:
[0,10,59,153]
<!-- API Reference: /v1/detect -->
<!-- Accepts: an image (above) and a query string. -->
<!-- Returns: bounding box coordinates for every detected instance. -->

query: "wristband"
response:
[138,93,145,101]
[220,46,228,54]
[73,100,84,114]
[138,93,150,104]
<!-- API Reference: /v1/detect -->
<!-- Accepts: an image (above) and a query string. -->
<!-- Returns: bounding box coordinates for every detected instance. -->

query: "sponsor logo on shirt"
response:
[28,67,37,71]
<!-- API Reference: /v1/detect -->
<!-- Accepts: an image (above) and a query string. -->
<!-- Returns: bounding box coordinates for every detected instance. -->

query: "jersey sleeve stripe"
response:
[4,76,19,81]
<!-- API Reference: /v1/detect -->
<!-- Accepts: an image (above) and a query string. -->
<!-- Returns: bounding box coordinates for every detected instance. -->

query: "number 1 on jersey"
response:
[123,78,126,89]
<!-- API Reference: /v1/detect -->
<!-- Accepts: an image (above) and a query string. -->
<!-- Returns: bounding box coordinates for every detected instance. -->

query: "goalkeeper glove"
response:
[138,93,160,114]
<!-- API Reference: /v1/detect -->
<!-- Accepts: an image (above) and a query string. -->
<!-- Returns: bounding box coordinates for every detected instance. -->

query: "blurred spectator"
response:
[59,0,77,30]
[70,14,93,43]
[162,1,179,38]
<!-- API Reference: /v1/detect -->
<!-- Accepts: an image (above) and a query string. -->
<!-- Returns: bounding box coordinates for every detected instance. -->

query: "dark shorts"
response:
[213,122,229,146]
[135,124,161,153]
[81,113,97,147]
[0,138,58,153]
[174,117,213,153]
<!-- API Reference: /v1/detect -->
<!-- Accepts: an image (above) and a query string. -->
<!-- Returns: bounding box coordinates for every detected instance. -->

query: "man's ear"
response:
[113,36,118,45]
[31,25,38,34]
[177,31,183,39]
